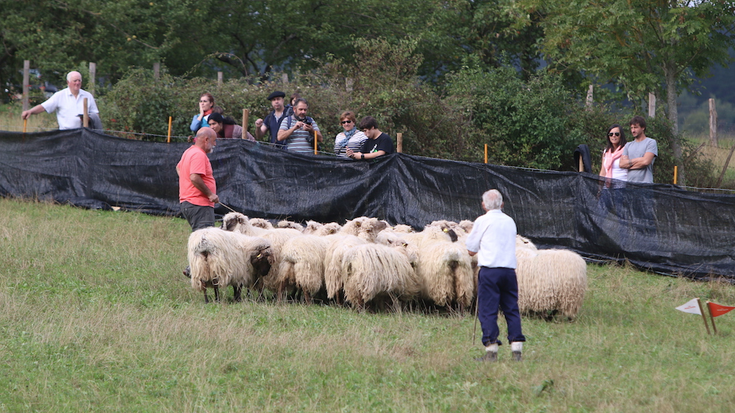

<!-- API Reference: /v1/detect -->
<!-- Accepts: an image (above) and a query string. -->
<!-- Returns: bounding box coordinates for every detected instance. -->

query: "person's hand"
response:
[21,110,31,120]
[293,121,304,130]
[199,102,206,117]
[209,194,219,203]
[255,118,263,128]
[303,122,313,132]
[345,148,354,158]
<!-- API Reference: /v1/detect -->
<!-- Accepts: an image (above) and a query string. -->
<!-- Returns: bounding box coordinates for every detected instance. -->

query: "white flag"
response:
[675,298,701,315]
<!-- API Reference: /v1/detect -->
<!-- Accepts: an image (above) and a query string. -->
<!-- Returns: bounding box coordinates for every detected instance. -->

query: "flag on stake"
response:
[676,298,702,315]
[707,302,735,318]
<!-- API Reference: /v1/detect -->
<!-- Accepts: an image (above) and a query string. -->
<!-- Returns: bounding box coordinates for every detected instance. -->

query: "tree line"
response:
[2,0,734,185]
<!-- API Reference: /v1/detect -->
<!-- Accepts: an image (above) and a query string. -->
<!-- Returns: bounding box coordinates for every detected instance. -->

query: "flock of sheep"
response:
[186,213,588,319]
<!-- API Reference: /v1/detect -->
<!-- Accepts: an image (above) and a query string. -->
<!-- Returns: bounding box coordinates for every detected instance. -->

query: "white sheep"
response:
[250,217,274,230]
[277,220,305,232]
[304,220,342,236]
[390,225,475,312]
[514,238,587,320]
[322,217,389,304]
[278,235,330,303]
[222,212,303,295]
[341,241,421,311]
[187,228,273,303]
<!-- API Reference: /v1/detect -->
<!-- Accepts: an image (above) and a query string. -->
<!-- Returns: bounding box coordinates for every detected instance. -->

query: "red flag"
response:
[708,302,735,318]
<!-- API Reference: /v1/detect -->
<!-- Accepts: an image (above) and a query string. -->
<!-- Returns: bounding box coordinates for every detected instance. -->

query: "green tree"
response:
[523,0,735,183]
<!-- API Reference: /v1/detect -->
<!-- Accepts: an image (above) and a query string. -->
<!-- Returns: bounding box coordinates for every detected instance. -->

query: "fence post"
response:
[281,73,289,84]
[217,72,223,86]
[242,109,249,138]
[396,133,402,153]
[83,97,89,127]
[648,93,656,118]
[709,98,718,146]
[154,62,160,80]
[22,60,30,112]
[89,62,96,95]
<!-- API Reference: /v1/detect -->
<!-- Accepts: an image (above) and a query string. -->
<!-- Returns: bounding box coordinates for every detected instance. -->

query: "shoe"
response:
[183,266,191,278]
[510,342,523,361]
[475,352,498,362]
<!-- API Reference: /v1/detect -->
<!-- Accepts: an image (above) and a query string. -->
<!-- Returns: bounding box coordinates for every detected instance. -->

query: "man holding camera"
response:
[277,98,322,154]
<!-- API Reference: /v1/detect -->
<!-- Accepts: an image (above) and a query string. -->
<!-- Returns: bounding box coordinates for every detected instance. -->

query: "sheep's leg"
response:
[203,290,210,304]
[277,281,285,303]
[214,286,220,302]
[233,285,242,302]
[304,290,312,305]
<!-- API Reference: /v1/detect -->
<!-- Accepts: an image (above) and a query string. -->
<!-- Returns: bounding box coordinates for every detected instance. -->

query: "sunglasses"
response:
[341,120,352,124]
[608,132,620,137]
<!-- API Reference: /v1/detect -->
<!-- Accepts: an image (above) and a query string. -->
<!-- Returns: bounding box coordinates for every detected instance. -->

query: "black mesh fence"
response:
[1,129,733,280]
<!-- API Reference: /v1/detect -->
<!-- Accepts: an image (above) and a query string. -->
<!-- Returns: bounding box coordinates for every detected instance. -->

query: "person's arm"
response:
[190,173,219,203]
[254,118,267,139]
[621,152,655,170]
[350,150,386,160]
[277,118,303,142]
[21,104,46,120]
[599,153,607,177]
[190,115,201,132]
[468,250,477,257]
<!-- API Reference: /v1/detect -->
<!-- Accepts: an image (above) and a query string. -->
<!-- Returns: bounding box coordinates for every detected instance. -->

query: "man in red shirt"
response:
[176,127,219,231]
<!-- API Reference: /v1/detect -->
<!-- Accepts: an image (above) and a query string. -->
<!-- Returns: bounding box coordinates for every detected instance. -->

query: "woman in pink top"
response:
[599,124,628,182]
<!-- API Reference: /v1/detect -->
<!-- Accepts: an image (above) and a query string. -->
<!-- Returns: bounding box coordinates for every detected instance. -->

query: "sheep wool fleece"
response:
[466,209,525,346]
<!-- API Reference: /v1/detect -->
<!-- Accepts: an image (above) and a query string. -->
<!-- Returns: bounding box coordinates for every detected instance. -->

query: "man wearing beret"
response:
[255,91,290,147]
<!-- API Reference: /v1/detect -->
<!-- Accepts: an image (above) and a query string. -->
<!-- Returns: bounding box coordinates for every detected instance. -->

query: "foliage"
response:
[2,198,735,411]
[446,61,588,170]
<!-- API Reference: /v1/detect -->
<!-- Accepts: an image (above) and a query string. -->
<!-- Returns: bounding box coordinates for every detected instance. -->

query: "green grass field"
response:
[0,198,734,412]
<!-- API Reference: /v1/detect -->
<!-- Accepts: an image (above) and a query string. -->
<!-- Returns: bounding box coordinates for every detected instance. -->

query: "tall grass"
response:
[0,198,734,412]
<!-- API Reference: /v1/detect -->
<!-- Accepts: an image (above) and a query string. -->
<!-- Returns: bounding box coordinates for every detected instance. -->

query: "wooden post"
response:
[217,72,223,86]
[709,98,718,146]
[396,133,402,153]
[281,73,289,84]
[648,93,656,118]
[697,298,711,335]
[314,130,318,155]
[242,109,249,138]
[167,116,172,143]
[706,301,719,335]
[153,62,160,80]
[673,166,678,185]
[88,62,96,95]
[22,60,30,112]
[484,144,488,164]
[585,85,593,108]
[579,156,584,172]
[23,119,27,134]
[83,98,89,127]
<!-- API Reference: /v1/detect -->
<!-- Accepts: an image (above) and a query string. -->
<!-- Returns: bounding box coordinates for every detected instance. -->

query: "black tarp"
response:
[1,129,734,280]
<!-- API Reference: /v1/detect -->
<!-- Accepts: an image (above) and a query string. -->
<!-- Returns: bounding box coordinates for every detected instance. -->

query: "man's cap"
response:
[267,91,286,100]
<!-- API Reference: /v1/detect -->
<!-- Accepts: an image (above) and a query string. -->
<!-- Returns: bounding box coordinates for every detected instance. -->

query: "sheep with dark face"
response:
[221,212,303,296]
[187,227,273,303]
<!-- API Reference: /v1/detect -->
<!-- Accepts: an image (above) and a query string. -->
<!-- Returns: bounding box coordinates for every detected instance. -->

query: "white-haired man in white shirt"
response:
[466,189,526,362]
[21,71,99,130]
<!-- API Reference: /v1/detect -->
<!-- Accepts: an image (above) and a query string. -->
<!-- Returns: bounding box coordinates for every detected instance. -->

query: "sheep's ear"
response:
[354,220,362,228]
[447,229,458,242]
[375,220,388,231]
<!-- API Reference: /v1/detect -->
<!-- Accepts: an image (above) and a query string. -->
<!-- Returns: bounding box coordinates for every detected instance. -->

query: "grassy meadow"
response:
[0,198,734,412]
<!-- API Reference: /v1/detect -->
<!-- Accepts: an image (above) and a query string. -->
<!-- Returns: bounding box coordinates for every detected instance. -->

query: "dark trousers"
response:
[181,201,215,231]
[478,267,526,346]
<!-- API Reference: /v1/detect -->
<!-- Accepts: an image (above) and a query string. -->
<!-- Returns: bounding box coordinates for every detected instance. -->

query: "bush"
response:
[446,62,587,170]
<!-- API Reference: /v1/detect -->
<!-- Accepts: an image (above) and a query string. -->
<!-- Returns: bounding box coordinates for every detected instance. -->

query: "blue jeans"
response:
[478,267,526,346]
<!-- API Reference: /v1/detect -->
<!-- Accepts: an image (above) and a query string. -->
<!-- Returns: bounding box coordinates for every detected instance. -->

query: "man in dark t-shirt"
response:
[345,116,394,160]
